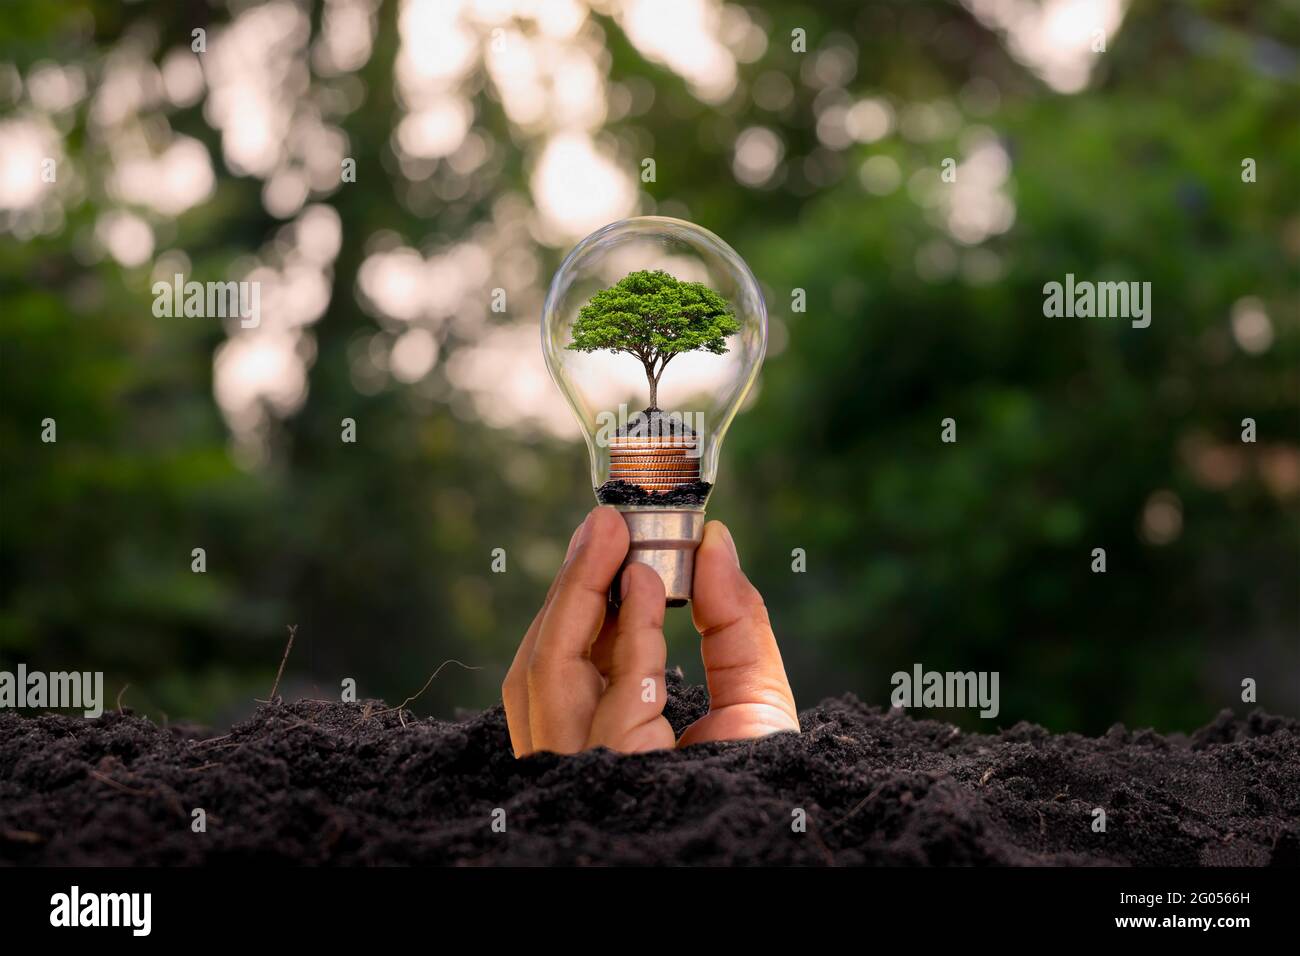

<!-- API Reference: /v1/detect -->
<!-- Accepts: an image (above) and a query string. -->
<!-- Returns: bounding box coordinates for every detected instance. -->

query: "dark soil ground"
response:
[1,671,1297,866]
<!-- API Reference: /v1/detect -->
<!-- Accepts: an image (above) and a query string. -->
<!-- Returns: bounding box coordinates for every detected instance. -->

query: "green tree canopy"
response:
[567,270,740,409]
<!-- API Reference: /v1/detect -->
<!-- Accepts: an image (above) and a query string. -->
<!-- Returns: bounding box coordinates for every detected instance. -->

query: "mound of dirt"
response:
[1,672,1296,866]
[612,407,698,439]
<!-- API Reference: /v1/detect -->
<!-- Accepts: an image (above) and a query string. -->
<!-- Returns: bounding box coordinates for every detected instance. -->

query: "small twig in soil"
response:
[116,683,130,714]
[88,768,187,819]
[360,659,482,727]
[87,769,151,796]
[203,741,242,752]
[269,624,299,702]
[830,782,888,829]
[2,829,45,844]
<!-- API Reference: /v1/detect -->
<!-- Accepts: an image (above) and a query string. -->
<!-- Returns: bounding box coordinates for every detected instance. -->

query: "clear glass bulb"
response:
[542,216,766,604]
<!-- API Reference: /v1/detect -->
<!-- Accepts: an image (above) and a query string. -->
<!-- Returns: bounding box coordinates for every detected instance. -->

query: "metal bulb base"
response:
[616,508,706,607]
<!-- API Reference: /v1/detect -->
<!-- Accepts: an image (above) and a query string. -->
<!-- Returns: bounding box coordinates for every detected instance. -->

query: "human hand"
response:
[502,506,799,756]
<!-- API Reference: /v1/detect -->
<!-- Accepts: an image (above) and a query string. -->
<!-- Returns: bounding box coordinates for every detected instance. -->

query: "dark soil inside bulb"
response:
[613,407,698,438]
[3,674,1296,865]
[596,479,712,507]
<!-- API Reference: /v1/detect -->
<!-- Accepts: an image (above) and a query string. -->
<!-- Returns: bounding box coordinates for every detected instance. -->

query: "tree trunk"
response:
[644,355,671,411]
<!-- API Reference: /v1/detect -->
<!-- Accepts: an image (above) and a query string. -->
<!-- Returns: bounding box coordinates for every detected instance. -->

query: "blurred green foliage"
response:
[1,0,1296,731]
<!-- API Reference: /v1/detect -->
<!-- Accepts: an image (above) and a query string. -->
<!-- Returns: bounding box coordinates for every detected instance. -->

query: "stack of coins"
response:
[608,432,700,493]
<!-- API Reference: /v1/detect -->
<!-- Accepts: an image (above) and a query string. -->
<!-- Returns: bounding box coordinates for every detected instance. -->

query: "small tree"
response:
[567,270,740,409]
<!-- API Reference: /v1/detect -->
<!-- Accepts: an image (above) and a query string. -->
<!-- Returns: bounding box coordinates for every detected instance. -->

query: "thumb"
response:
[690,521,799,726]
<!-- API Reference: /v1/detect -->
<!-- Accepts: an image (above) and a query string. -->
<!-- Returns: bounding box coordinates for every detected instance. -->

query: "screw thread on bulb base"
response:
[614,509,706,607]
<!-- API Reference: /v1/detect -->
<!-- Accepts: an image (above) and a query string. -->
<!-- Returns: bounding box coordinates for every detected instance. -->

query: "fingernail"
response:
[619,566,633,601]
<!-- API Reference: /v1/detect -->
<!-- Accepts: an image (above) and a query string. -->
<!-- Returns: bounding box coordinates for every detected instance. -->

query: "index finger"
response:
[527,506,630,752]
[504,512,591,756]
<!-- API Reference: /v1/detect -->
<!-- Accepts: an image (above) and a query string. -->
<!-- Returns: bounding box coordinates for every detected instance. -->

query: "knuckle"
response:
[741,586,771,625]
[525,652,557,685]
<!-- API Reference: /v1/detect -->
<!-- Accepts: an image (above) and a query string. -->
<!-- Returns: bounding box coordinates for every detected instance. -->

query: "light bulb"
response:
[542,216,766,605]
